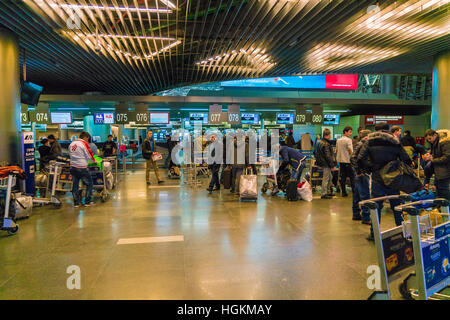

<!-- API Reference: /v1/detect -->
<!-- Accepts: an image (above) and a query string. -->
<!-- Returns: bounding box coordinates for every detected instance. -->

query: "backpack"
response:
[286,178,298,201]
[378,160,422,193]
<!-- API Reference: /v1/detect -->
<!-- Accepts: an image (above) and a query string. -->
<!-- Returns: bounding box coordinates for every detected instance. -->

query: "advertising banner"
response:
[382,229,415,276]
[422,238,450,289]
[21,131,36,195]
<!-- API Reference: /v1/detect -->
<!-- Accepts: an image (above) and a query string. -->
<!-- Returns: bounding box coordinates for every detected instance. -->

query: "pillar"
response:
[431,51,450,130]
[381,75,398,95]
[0,27,21,164]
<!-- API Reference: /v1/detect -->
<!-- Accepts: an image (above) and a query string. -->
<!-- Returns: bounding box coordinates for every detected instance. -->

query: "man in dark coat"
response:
[315,128,337,199]
[357,124,412,241]
[424,129,450,200]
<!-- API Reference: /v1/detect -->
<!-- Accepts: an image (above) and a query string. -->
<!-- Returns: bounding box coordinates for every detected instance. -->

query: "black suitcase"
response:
[286,178,298,201]
[222,166,232,189]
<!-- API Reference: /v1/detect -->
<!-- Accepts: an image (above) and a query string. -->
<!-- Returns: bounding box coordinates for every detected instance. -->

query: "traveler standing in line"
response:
[38,138,51,172]
[391,126,402,141]
[315,128,337,199]
[102,135,117,157]
[47,134,62,161]
[285,130,296,148]
[142,130,163,185]
[357,124,412,241]
[336,126,355,198]
[351,129,372,224]
[230,135,250,195]
[69,131,96,207]
[423,129,450,201]
[401,130,416,147]
[206,134,222,194]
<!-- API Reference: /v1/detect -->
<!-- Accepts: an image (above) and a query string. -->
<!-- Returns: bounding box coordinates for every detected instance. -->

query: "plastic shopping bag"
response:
[152,153,163,161]
[239,169,258,199]
[297,180,313,202]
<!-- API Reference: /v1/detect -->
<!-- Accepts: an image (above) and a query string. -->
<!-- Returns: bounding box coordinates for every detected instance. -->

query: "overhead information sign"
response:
[295,105,307,124]
[115,104,130,124]
[209,104,223,125]
[227,104,240,124]
[134,103,149,124]
[365,115,404,125]
[241,113,259,125]
[311,105,324,125]
[30,105,50,124]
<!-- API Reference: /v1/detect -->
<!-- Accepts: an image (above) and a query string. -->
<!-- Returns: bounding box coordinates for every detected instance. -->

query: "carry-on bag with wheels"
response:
[286,178,298,201]
[222,166,232,189]
[239,168,257,200]
[12,194,33,219]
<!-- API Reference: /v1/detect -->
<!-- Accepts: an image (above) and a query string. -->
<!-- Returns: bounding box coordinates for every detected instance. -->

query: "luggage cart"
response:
[0,170,20,235]
[33,160,63,208]
[395,199,450,300]
[102,156,118,189]
[260,156,279,195]
[360,194,414,300]
[82,159,112,202]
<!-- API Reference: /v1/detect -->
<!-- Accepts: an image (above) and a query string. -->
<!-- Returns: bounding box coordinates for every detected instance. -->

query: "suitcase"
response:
[13,194,33,220]
[239,168,258,200]
[286,178,298,201]
[222,166,232,189]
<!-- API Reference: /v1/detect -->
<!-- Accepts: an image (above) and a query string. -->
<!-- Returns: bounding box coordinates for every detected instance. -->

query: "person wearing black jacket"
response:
[357,124,412,241]
[142,130,163,185]
[47,134,62,161]
[206,134,222,193]
[315,129,337,199]
[230,135,251,194]
[350,130,371,224]
[424,129,450,200]
[400,130,416,147]
[38,138,51,172]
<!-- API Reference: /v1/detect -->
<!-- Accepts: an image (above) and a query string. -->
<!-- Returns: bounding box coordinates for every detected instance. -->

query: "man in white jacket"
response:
[69,132,96,207]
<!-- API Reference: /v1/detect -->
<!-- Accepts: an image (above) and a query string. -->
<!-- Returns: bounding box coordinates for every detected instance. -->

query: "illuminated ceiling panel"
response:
[0,0,448,95]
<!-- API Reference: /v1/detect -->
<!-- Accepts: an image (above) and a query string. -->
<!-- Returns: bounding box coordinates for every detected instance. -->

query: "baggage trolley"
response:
[395,199,450,300]
[83,159,112,202]
[0,170,20,235]
[360,194,414,300]
[260,156,279,195]
[33,160,64,208]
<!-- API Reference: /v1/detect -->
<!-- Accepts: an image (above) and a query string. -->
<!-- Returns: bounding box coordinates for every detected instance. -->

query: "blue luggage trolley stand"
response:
[395,199,450,300]
[360,196,450,300]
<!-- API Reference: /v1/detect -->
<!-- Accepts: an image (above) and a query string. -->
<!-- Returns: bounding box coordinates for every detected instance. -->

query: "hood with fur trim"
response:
[437,129,450,144]
[367,130,399,147]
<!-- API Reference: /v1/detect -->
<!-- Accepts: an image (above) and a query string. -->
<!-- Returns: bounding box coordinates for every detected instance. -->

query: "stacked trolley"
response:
[0,168,20,235]
[360,195,450,300]
[82,157,117,202]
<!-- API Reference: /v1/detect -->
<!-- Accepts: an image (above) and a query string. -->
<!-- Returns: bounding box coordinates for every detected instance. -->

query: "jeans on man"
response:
[321,167,333,196]
[291,162,306,184]
[231,167,243,193]
[339,163,355,195]
[436,178,450,201]
[208,164,221,190]
[70,167,93,205]
[370,179,403,236]
[353,174,371,221]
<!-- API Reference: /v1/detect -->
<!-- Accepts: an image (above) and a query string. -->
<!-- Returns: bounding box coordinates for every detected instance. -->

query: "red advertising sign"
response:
[325,74,358,90]
[365,115,404,125]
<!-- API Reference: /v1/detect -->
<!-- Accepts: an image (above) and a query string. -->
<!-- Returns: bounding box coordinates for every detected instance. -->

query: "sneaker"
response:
[361,220,372,225]
[213,187,220,191]
[84,202,94,207]
[366,234,375,242]
[206,188,213,193]
[321,195,332,199]
[74,204,80,208]
[352,215,362,221]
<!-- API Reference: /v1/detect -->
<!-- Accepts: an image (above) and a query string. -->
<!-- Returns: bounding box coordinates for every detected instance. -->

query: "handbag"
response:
[239,168,258,199]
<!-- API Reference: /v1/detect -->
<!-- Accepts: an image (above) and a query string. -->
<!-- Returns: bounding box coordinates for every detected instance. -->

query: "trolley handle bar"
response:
[394,198,450,216]
[359,194,412,210]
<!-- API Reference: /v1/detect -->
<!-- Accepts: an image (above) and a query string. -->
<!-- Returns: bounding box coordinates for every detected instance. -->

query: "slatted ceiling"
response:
[0,0,449,95]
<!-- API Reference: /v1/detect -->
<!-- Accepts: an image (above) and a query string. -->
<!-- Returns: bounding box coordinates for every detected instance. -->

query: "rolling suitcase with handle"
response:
[222,166,232,189]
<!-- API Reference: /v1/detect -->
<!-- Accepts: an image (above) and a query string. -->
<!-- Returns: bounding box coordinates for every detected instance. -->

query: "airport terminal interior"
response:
[0,0,449,300]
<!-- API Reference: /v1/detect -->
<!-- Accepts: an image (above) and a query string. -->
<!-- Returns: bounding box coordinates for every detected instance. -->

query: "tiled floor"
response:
[0,170,406,299]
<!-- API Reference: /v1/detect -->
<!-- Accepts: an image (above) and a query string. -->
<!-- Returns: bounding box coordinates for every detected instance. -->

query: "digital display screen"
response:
[189,113,208,124]
[241,113,259,124]
[94,113,115,124]
[323,114,340,125]
[150,112,169,124]
[50,112,72,124]
[276,113,294,124]
[221,75,358,90]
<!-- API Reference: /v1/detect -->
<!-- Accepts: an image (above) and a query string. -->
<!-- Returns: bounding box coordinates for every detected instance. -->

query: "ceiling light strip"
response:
[49,3,172,13]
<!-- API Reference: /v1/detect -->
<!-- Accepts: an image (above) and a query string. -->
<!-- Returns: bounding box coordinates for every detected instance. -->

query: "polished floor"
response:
[0,169,405,300]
